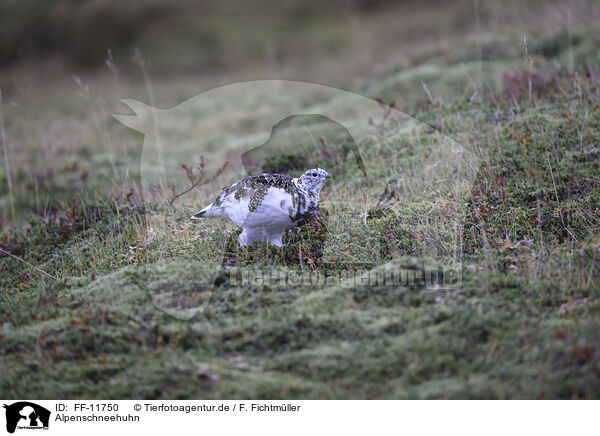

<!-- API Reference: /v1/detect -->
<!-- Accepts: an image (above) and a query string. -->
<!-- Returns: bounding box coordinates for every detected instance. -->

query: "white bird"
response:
[192,168,331,246]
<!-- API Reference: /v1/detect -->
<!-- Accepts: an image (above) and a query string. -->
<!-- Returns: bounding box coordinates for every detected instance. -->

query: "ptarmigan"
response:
[192,168,331,246]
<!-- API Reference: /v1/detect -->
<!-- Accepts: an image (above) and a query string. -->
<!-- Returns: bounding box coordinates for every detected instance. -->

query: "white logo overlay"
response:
[114,80,480,319]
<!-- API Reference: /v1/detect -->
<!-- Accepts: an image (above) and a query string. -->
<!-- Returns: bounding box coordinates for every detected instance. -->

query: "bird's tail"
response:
[191,203,214,219]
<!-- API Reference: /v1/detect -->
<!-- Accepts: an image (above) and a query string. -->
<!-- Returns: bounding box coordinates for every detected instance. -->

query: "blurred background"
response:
[1,0,598,86]
[0,0,599,224]
[0,0,600,227]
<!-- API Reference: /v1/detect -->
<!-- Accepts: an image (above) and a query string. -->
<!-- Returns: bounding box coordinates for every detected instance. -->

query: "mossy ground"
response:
[1,4,600,399]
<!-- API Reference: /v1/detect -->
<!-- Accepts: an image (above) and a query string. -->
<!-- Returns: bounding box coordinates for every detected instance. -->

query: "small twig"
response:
[523,34,534,102]
[72,75,117,177]
[169,159,228,206]
[0,247,57,280]
[421,80,434,102]
[0,89,15,224]
[372,98,395,133]
[545,154,577,242]
[133,48,165,180]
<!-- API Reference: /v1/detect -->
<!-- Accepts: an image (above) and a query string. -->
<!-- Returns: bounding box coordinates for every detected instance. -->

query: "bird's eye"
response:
[311,172,317,177]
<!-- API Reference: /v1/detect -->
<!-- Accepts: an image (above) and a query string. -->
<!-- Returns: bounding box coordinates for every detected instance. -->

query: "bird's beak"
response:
[325,173,332,179]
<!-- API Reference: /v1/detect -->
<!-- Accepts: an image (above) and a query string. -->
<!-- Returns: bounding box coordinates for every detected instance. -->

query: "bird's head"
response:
[298,168,331,191]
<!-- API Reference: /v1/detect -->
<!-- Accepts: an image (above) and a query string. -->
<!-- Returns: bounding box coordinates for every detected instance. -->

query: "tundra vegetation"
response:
[1,0,599,398]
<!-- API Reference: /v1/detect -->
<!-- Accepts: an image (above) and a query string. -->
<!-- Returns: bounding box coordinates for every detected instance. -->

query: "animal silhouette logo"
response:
[241,114,367,179]
[114,80,479,319]
[3,402,50,434]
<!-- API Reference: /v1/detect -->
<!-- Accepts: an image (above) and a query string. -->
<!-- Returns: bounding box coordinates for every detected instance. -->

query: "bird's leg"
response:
[238,230,250,246]
[268,232,284,247]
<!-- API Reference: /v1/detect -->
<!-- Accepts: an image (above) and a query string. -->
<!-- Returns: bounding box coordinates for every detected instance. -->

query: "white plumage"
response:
[192,168,331,246]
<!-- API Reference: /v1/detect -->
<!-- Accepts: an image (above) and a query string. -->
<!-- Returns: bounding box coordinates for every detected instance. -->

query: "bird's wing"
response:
[218,173,292,205]
[194,173,295,218]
